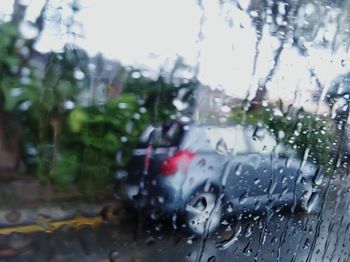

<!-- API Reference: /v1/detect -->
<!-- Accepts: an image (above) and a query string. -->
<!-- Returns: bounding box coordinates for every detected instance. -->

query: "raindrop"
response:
[216,138,228,155]
[305,193,320,213]
[207,256,216,262]
[114,170,127,180]
[145,236,156,246]
[249,10,258,17]
[341,59,348,67]
[235,164,242,176]
[303,239,311,249]
[214,97,222,103]
[279,187,289,200]
[319,126,327,135]
[254,200,261,210]
[64,100,75,110]
[133,113,141,120]
[226,203,234,213]
[239,191,248,204]
[313,168,324,186]
[268,182,277,195]
[157,196,164,204]
[281,176,287,184]
[149,209,160,220]
[10,88,22,97]
[245,224,254,238]
[221,105,231,113]
[221,220,229,226]
[271,236,278,244]
[243,242,252,256]
[118,103,128,109]
[217,225,242,250]
[254,215,260,221]
[197,158,206,167]
[172,214,177,230]
[173,99,188,111]
[19,101,32,111]
[109,250,120,262]
[223,224,232,233]
[74,69,85,80]
[253,125,266,142]
[187,238,194,245]
[131,71,141,79]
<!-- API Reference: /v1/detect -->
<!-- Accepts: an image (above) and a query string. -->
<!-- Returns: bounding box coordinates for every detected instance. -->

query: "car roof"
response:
[181,123,278,155]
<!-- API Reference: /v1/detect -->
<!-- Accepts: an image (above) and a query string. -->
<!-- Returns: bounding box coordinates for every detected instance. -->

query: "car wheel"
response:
[184,191,222,235]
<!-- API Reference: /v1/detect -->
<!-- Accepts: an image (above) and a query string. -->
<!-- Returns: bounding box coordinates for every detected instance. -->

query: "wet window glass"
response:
[0,0,350,261]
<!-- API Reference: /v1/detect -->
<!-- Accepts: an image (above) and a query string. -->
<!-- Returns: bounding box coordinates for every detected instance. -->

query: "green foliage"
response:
[230,101,337,172]
[47,92,152,190]
[123,71,197,124]
[49,151,79,187]
[0,22,37,111]
[0,15,196,190]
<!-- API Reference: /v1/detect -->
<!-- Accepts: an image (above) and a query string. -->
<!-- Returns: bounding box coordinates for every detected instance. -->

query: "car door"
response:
[222,125,279,213]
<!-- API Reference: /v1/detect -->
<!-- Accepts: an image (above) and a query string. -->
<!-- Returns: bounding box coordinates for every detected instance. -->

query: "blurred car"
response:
[114,120,323,234]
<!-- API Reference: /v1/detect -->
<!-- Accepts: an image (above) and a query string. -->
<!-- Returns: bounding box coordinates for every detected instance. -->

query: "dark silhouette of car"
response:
[114,120,323,234]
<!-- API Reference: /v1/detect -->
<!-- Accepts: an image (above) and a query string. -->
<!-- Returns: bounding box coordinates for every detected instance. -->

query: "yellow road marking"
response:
[0,213,104,235]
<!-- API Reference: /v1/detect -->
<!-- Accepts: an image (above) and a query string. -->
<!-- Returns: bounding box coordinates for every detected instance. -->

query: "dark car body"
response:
[114,121,322,233]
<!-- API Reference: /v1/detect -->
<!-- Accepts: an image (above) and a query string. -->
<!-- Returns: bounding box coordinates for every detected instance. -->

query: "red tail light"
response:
[161,150,196,176]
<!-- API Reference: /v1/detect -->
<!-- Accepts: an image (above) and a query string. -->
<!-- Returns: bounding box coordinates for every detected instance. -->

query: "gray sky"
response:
[1,0,349,109]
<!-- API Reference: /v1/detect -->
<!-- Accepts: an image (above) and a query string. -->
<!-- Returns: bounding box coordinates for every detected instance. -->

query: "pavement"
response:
[0,177,349,262]
[0,175,118,227]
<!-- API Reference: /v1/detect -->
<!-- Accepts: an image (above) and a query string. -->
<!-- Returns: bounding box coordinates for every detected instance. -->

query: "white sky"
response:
[1,0,350,105]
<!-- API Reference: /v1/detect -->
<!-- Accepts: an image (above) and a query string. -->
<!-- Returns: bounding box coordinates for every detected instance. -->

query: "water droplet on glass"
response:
[235,164,242,176]
[254,199,261,210]
[305,193,320,213]
[109,250,120,262]
[249,10,258,17]
[253,125,266,142]
[239,191,248,204]
[216,138,228,155]
[197,158,206,167]
[341,58,348,67]
[145,236,156,246]
[118,102,128,109]
[303,239,311,249]
[313,168,324,186]
[217,225,242,250]
[245,223,254,238]
[173,99,188,111]
[207,256,216,262]
[243,242,252,256]
[319,126,327,135]
[227,203,234,213]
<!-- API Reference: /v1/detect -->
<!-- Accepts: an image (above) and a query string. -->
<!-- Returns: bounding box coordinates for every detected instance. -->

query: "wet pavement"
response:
[0,168,349,262]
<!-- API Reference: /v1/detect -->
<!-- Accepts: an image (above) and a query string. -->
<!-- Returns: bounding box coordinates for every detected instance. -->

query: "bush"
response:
[230,100,337,173]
